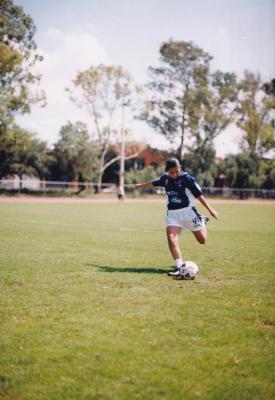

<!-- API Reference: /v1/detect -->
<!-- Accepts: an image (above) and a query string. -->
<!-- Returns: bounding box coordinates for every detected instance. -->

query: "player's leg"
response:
[165,209,186,273]
[166,226,184,268]
[188,206,208,244]
[192,228,207,244]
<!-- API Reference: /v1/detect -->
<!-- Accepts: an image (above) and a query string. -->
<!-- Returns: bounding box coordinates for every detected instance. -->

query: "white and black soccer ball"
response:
[178,261,199,280]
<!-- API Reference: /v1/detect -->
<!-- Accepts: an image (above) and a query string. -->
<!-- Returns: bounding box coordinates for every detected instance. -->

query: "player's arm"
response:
[134,181,154,190]
[197,195,219,220]
[134,174,165,190]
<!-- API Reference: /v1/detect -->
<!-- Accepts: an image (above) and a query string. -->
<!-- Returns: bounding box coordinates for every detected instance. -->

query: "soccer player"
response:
[134,157,219,276]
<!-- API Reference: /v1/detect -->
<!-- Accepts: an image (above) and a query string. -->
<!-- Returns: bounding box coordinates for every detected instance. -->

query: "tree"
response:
[263,78,275,97]
[0,125,49,188]
[263,78,275,130]
[125,164,164,185]
[219,153,258,189]
[67,64,140,195]
[184,70,238,182]
[184,143,217,187]
[140,40,237,162]
[52,121,99,183]
[236,71,275,157]
[0,0,44,132]
[189,70,237,144]
[262,158,275,189]
[217,152,275,190]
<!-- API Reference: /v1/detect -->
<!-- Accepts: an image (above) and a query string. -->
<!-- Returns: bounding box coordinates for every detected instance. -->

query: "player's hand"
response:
[134,183,141,189]
[209,208,219,220]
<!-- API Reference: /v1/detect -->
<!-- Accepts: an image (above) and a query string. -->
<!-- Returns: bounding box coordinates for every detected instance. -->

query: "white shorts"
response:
[166,206,205,232]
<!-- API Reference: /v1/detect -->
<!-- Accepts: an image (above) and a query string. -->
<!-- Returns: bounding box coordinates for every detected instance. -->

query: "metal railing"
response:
[0,179,274,199]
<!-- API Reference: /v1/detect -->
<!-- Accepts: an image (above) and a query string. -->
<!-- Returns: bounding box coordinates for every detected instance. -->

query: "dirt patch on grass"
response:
[256,320,275,329]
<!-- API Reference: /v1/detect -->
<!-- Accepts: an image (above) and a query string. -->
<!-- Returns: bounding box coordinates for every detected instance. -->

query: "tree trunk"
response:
[118,106,126,200]
[19,174,23,195]
[97,171,103,193]
[118,133,125,200]
[179,133,185,164]
[179,86,188,166]
[97,151,105,193]
[178,102,186,165]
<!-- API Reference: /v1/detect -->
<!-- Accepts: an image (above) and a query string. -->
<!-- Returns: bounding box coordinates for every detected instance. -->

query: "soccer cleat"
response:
[168,269,180,276]
[167,269,178,276]
[168,270,183,280]
[167,263,186,277]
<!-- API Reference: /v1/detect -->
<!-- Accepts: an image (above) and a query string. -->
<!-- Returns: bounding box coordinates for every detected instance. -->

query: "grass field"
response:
[0,202,275,400]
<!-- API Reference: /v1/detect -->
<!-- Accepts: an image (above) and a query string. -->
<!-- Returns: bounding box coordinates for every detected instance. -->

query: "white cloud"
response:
[17,28,173,151]
[17,28,111,145]
[16,27,241,157]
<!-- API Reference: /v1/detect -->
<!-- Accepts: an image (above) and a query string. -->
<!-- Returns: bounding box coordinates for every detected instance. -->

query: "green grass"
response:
[0,202,275,400]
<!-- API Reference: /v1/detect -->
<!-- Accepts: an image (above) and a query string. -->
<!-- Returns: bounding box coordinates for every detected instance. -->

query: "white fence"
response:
[200,186,275,199]
[0,179,118,195]
[0,179,274,199]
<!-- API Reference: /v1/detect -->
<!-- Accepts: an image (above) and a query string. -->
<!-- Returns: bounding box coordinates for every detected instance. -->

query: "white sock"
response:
[175,258,183,269]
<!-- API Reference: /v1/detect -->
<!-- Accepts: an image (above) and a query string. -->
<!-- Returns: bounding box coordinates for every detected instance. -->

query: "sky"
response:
[16,0,275,156]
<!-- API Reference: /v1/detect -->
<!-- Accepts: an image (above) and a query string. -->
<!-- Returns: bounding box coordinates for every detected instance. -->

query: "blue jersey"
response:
[152,172,203,210]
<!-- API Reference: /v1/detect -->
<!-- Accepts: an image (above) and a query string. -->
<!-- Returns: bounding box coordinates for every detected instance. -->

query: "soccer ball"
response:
[178,261,199,280]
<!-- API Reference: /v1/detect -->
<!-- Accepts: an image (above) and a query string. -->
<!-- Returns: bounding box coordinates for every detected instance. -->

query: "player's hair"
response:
[165,157,181,172]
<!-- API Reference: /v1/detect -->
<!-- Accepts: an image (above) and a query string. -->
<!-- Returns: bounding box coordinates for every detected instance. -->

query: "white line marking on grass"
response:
[2,218,162,233]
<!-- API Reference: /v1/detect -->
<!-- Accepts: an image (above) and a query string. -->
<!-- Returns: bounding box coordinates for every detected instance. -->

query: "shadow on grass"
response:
[88,263,170,274]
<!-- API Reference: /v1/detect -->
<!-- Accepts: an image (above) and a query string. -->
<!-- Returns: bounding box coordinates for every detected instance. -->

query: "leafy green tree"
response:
[0,0,44,132]
[236,71,275,156]
[184,144,217,187]
[263,78,275,97]
[263,78,275,130]
[0,125,49,186]
[218,74,275,192]
[67,65,140,193]
[262,158,275,189]
[187,70,237,149]
[218,152,271,189]
[52,121,99,183]
[141,40,237,162]
[125,164,164,185]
